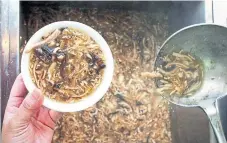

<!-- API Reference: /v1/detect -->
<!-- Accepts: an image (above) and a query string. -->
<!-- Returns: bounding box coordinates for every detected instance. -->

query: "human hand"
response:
[2,74,62,143]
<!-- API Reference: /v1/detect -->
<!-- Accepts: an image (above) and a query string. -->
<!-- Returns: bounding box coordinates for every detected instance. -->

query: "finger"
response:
[10,74,27,98]
[17,88,44,122]
[49,110,63,123]
[7,74,28,108]
[36,107,62,130]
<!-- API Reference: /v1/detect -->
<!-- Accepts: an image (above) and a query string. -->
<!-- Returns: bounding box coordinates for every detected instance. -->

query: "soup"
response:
[149,51,203,97]
[22,7,172,143]
[28,27,105,103]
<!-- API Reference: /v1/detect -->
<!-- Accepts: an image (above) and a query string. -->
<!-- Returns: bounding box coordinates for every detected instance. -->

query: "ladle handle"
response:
[202,103,226,143]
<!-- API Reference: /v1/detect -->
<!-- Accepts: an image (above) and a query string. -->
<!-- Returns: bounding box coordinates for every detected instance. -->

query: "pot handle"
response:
[201,102,226,143]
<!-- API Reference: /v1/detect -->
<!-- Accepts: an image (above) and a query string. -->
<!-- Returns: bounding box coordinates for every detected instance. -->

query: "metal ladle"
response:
[155,24,227,143]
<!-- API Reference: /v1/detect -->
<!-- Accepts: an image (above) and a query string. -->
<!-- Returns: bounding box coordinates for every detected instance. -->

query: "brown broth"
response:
[29,28,105,103]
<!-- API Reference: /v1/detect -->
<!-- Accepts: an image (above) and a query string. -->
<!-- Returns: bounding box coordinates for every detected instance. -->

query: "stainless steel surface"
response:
[1,0,20,128]
[0,1,215,143]
[217,96,227,140]
[155,24,227,142]
[213,1,227,141]
[202,99,226,143]
[0,0,1,138]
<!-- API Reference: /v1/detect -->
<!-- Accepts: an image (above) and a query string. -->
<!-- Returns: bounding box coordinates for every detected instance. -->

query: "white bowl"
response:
[21,21,114,112]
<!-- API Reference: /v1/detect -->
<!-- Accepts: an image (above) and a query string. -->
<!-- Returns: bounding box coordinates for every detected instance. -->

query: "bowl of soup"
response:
[21,21,114,112]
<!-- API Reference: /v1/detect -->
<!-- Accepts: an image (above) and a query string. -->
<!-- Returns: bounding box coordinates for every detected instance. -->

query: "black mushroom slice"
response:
[34,45,66,63]
[34,46,52,63]
[60,57,67,79]
[42,45,55,55]
[96,59,106,74]
[53,82,63,90]
[86,53,106,74]
[34,44,66,79]
[97,58,106,68]
[59,27,68,32]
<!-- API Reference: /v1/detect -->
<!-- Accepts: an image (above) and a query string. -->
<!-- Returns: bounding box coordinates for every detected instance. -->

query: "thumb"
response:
[17,88,44,122]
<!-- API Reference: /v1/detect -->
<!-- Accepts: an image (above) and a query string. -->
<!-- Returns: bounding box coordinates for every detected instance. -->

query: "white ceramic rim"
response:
[21,21,114,112]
